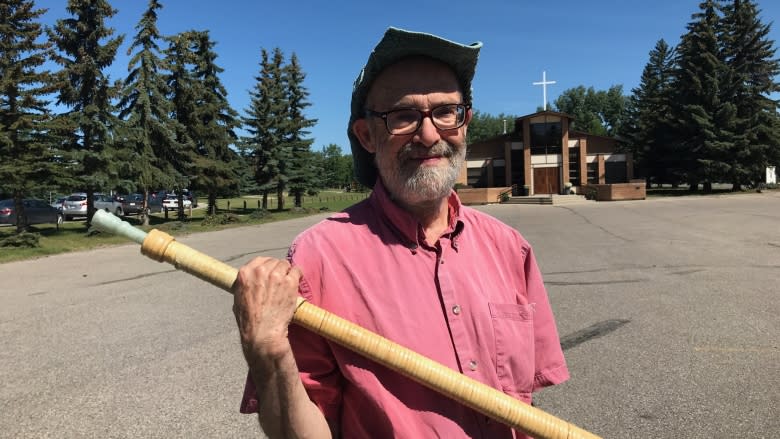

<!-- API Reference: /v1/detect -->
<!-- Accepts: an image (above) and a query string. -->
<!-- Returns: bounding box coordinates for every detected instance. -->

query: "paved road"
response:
[1,193,778,438]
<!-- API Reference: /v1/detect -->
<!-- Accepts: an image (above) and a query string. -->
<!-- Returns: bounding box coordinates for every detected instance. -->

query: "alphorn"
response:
[92,210,600,439]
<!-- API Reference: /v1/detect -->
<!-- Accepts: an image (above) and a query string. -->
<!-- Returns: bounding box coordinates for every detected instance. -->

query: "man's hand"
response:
[233,257,302,367]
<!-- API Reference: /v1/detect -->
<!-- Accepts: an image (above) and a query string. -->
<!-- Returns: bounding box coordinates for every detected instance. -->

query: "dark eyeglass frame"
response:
[365,103,470,135]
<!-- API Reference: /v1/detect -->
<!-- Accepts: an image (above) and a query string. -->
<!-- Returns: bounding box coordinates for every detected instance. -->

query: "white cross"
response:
[533,71,556,111]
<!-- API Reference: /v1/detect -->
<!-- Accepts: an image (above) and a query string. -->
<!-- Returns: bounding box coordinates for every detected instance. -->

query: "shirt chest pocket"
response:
[489,302,536,398]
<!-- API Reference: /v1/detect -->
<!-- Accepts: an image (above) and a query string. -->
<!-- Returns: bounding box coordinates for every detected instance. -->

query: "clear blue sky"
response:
[35,0,780,153]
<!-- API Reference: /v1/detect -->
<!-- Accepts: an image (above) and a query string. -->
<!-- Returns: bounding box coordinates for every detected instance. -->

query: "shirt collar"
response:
[369,178,464,247]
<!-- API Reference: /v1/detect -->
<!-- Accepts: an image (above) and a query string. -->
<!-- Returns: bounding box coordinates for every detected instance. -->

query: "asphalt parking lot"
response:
[1,192,777,438]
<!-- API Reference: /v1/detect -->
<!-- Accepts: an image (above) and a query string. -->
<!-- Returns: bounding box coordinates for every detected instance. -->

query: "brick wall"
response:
[456,187,511,205]
[589,180,646,201]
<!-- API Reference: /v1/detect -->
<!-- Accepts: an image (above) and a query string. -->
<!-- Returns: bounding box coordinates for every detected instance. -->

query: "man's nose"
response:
[412,115,441,147]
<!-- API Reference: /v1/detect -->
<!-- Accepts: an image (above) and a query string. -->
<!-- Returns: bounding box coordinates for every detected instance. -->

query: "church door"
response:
[533,167,561,194]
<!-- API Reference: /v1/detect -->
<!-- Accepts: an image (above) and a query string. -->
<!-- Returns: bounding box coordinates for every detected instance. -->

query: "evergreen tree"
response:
[262,48,292,210]
[669,0,730,192]
[719,0,780,190]
[48,0,124,227]
[118,0,185,224]
[283,53,317,208]
[621,39,678,185]
[0,0,60,232]
[164,30,199,205]
[188,30,240,214]
[241,48,285,210]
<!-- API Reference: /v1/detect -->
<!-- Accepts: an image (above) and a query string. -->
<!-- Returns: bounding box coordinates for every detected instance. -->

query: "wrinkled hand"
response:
[233,257,302,366]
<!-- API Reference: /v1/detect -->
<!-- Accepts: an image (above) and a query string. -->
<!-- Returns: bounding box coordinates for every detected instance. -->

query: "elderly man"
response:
[233,27,569,438]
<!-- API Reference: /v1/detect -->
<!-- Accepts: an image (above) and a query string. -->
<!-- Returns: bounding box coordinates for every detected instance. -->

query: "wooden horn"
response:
[92,210,601,439]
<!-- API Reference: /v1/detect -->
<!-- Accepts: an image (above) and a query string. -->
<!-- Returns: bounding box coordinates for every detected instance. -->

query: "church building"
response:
[459,110,634,196]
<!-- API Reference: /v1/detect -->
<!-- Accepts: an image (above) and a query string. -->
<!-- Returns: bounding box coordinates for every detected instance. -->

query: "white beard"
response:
[376,140,465,206]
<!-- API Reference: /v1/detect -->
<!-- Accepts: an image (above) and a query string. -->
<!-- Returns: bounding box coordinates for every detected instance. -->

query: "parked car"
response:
[119,193,163,216]
[93,193,123,216]
[162,194,192,211]
[50,196,67,211]
[181,189,198,207]
[62,193,88,220]
[0,198,63,228]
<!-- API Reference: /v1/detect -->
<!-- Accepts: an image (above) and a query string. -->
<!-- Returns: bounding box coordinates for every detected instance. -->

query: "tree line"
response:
[622,0,779,191]
[0,0,351,233]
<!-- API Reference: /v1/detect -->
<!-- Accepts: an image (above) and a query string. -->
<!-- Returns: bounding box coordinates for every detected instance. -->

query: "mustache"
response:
[398,141,456,160]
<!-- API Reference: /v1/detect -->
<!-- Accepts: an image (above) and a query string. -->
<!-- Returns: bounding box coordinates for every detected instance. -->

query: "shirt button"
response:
[440,259,445,264]
[452,305,461,315]
[468,360,478,371]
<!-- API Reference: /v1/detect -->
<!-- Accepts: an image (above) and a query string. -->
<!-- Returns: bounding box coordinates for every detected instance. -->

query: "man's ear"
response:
[352,118,376,154]
[461,107,474,137]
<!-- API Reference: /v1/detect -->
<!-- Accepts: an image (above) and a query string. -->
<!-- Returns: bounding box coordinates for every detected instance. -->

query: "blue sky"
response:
[34,0,780,153]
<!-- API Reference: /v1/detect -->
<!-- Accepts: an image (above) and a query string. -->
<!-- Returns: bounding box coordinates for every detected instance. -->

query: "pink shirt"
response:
[241,180,569,438]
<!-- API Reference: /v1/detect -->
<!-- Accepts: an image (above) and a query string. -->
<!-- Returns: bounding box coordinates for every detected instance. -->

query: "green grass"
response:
[645,184,776,197]
[0,191,369,264]
[646,187,735,197]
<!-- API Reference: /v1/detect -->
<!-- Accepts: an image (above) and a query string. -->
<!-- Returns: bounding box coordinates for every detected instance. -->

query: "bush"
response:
[201,213,242,227]
[1,232,41,248]
[248,209,272,220]
[156,221,190,233]
[290,206,321,214]
[583,185,598,200]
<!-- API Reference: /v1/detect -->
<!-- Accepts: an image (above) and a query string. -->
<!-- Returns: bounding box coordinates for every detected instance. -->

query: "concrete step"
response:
[550,194,593,205]
[503,196,553,205]
[501,195,592,205]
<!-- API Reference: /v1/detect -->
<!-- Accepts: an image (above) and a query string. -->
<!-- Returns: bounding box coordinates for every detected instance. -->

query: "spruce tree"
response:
[48,0,124,227]
[719,0,780,189]
[0,0,61,232]
[265,48,291,210]
[118,0,185,224]
[283,53,317,208]
[241,48,285,210]
[188,30,240,214]
[669,0,729,192]
[164,30,199,208]
[622,39,677,185]
[248,48,290,210]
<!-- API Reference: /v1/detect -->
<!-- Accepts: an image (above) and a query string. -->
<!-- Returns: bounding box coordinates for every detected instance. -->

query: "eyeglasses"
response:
[365,103,469,135]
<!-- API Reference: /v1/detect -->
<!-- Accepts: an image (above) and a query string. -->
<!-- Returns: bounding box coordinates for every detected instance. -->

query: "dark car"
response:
[119,193,163,216]
[0,198,63,229]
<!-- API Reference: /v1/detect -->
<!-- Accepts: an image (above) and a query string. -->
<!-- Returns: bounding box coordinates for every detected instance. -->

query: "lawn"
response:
[645,183,776,197]
[0,191,369,264]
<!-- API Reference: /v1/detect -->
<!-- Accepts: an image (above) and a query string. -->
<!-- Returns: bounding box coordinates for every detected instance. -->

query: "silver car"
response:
[93,193,123,216]
[62,193,88,220]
